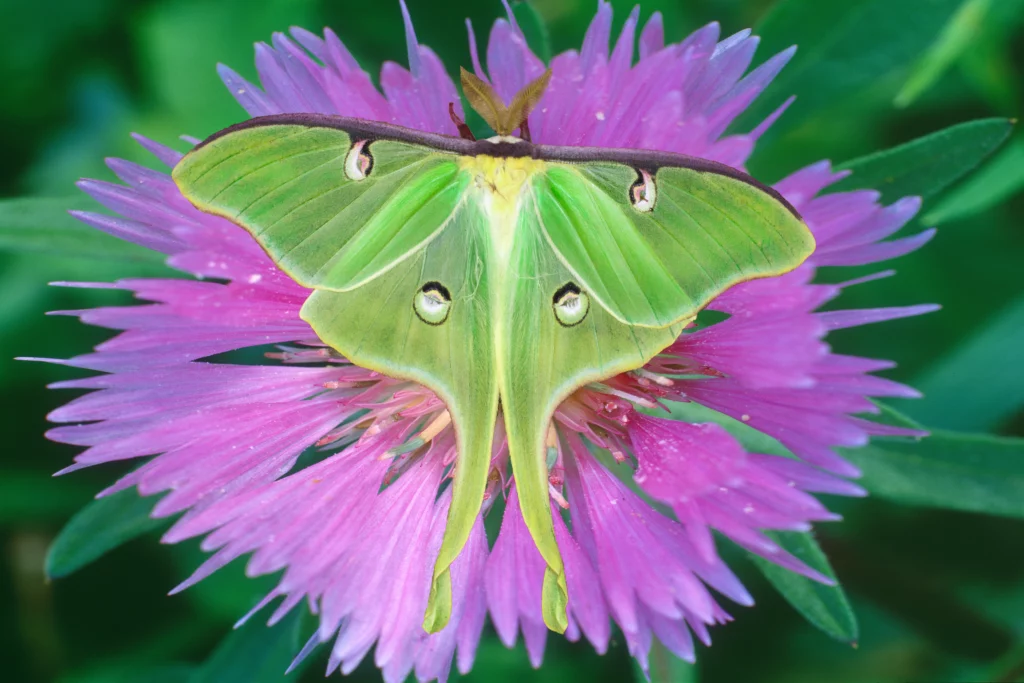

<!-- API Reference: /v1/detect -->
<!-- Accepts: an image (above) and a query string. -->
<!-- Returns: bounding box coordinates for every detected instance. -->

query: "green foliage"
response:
[191,611,307,683]
[907,296,1024,432]
[895,0,993,108]
[924,138,1024,223]
[847,406,1024,516]
[832,118,1012,202]
[751,532,858,644]
[0,196,163,262]
[637,640,697,683]
[743,0,965,138]
[46,488,168,579]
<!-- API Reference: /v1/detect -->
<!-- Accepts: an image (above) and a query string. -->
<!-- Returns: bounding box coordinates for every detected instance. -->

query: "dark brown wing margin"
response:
[193,113,801,218]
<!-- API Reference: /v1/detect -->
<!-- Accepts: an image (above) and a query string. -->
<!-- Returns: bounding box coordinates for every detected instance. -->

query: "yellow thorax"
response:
[459,154,547,259]
[459,154,546,206]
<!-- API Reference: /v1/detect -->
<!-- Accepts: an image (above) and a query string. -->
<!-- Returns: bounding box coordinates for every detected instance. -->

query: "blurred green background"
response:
[2,0,1024,682]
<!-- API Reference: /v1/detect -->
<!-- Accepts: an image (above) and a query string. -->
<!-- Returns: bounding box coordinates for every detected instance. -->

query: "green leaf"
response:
[924,137,1024,224]
[742,0,964,135]
[511,1,552,63]
[831,118,1013,202]
[0,196,163,262]
[635,639,698,683]
[46,488,168,579]
[844,416,1024,518]
[904,295,1024,432]
[956,0,1024,112]
[750,531,859,643]
[895,0,992,108]
[191,610,306,683]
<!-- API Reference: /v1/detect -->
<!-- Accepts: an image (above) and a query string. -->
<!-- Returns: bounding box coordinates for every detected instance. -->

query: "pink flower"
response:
[43,2,936,681]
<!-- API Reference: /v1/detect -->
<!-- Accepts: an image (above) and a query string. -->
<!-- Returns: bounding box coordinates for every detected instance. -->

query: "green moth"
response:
[172,70,814,635]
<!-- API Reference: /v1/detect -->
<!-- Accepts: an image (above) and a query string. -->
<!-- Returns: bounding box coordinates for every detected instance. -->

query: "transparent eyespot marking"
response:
[629,169,656,212]
[414,282,452,325]
[344,140,374,181]
[553,282,589,327]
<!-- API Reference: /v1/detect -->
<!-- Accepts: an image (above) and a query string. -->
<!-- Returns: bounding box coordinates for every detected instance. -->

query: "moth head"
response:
[460,68,552,137]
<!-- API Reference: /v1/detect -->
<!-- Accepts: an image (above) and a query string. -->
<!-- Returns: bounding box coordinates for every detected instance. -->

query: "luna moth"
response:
[172,69,814,635]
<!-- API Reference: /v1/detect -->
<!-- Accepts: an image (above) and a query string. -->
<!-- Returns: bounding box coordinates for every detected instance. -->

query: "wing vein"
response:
[672,184,779,266]
[658,187,744,274]
[256,155,432,236]
[186,127,310,185]
[209,142,347,205]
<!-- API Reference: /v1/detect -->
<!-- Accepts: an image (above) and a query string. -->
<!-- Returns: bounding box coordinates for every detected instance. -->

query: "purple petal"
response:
[399,0,422,77]
[129,133,183,167]
[68,211,182,254]
[815,229,936,267]
[218,64,279,116]
[580,0,613,75]
[638,12,665,59]
[819,304,941,331]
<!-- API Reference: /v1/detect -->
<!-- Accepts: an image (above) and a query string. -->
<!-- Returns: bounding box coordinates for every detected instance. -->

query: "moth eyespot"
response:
[344,140,374,181]
[629,169,656,212]
[414,282,452,325]
[553,282,589,327]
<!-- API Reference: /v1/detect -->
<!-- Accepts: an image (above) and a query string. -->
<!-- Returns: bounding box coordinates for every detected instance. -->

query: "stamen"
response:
[265,346,333,363]
[635,368,675,386]
[589,382,660,409]
[381,410,451,459]
[419,410,452,442]
[548,483,570,509]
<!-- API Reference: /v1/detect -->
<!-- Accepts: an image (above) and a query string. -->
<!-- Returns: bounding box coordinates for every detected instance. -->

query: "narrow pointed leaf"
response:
[832,118,1013,202]
[750,531,858,643]
[635,640,698,683]
[0,196,163,262]
[741,0,964,135]
[845,405,1024,517]
[46,488,168,579]
[191,610,305,683]
[895,0,992,107]
[904,296,1024,431]
[924,138,1024,224]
